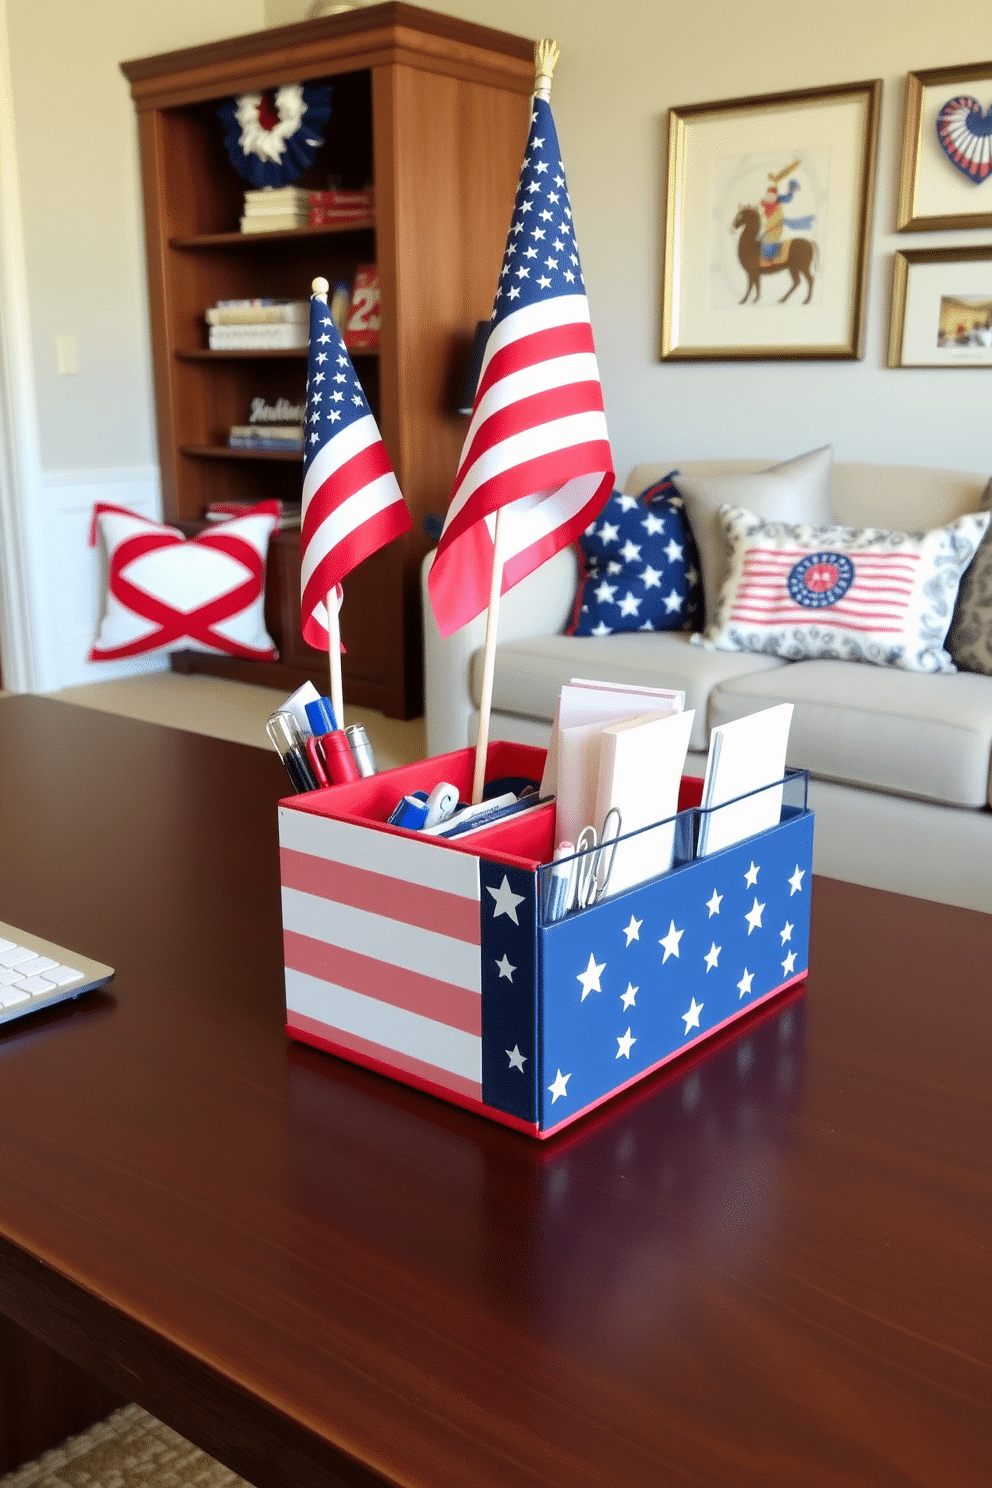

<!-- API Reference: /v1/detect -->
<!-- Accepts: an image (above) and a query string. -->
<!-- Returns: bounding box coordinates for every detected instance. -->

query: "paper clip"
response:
[574,807,622,909]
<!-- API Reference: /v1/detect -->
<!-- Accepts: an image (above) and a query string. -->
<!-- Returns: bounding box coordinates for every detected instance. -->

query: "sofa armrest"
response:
[421,545,580,757]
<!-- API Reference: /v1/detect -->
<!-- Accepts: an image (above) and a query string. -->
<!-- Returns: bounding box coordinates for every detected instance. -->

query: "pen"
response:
[545,841,575,922]
[431,793,554,839]
[266,711,320,792]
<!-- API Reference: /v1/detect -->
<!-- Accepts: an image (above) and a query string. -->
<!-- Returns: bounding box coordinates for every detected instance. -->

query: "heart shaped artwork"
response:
[936,95,992,183]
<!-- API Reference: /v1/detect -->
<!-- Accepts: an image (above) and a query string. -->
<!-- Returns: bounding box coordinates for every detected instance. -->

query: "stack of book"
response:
[228,423,304,453]
[205,499,302,529]
[238,185,374,234]
[308,186,374,226]
[206,300,309,351]
[240,187,311,234]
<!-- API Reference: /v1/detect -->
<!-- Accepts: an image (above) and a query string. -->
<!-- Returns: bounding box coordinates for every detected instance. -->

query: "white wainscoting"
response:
[35,466,167,690]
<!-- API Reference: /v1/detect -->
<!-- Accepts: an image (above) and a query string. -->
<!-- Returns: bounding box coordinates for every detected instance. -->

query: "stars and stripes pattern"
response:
[702,506,992,672]
[730,543,919,634]
[427,95,614,638]
[279,769,813,1136]
[300,294,411,650]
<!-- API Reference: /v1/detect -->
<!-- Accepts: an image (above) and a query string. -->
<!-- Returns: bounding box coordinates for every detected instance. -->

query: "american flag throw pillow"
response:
[693,506,990,673]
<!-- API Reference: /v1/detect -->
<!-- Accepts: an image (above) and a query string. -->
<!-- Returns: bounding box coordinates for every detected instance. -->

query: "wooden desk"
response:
[0,696,988,1488]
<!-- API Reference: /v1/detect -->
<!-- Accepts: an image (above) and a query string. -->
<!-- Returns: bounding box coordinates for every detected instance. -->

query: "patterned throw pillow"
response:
[89,502,280,662]
[692,506,991,673]
[567,475,702,636]
[947,477,992,674]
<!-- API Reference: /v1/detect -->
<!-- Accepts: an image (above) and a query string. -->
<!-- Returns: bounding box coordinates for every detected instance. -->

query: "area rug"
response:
[0,1404,255,1488]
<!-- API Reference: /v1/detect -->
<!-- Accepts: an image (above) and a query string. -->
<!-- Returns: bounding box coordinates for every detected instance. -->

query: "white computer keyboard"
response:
[0,920,114,1027]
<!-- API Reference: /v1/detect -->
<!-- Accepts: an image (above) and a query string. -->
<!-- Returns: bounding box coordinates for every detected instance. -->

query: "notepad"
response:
[698,704,794,857]
[540,678,685,799]
[594,708,696,895]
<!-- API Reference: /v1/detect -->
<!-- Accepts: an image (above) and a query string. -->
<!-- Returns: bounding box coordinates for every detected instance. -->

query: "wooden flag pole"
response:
[311,276,346,728]
[471,508,505,804]
[470,41,559,805]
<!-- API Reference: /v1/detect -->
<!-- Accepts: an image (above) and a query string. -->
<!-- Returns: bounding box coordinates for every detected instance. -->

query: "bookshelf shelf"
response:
[122,3,532,717]
[180,445,304,463]
[170,221,376,250]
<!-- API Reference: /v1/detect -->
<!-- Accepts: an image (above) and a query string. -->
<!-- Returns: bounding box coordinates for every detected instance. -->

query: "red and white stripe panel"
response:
[278,806,483,1099]
[730,548,920,635]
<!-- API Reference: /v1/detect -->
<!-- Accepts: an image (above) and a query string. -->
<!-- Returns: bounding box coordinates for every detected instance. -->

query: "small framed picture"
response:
[661,79,881,361]
[897,61,992,231]
[888,246,992,367]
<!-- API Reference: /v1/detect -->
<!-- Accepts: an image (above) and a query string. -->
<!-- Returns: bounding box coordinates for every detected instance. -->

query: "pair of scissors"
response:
[574,807,622,909]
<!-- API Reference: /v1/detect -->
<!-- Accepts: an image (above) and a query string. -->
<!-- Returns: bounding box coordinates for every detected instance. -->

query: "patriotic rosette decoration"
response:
[218,84,332,188]
[300,281,412,721]
[936,94,992,184]
[428,40,615,800]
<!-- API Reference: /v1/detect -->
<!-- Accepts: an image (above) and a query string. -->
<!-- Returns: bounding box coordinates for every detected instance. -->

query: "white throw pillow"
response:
[89,502,280,662]
[693,506,991,673]
[674,447,834,624]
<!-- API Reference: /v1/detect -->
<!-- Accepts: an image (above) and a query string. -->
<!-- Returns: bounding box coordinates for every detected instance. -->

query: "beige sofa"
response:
[422,461,992,913]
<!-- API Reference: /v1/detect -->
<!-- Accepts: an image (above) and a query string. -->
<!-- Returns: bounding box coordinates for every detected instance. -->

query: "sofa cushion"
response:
[672,446,834,623]
[472,631,787,753]
[568,475,702,636]
[947,477,992,674]
[711,660,992,808]
[696,506,990,674]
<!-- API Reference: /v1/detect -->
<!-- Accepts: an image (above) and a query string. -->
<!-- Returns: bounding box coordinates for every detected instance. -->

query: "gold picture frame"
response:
[897,62,992,232]
[661,79,881,361]
[888,246,992,367]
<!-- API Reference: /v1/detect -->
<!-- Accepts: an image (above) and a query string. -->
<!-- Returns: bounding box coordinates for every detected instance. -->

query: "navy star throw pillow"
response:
[567,473,702,636]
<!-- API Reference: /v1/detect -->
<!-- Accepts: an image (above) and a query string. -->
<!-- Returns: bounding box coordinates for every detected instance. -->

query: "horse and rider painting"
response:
[734,159,818,305]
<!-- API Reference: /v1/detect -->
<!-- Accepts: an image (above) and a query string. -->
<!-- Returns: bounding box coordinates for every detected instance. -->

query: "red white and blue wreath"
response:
[217,83,333,188]
[936,93,992,184]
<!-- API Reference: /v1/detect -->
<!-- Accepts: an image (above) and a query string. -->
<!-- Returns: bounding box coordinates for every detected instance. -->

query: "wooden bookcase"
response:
[121,4,532,719]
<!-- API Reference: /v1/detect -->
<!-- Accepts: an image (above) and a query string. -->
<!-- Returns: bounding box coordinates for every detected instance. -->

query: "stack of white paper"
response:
[698,704,794,857]
[594,709,696,893]
[545,679,690,895]
[541,678,685,800]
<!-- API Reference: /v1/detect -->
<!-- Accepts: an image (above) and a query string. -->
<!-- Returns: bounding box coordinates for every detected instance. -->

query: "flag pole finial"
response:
[312,276,329,299]
[534,39,559,101]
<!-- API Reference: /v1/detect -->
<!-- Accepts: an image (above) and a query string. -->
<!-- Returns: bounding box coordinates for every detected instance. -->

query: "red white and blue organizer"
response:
[278,742,814,1138]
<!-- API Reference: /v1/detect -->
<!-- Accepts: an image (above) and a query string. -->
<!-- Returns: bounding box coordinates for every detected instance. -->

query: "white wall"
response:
[2,0,265,687]
[271,0,990,481]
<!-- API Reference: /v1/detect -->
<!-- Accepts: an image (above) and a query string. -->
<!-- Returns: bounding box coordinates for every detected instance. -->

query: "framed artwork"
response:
[661,80,882,361]
[888,246,992,367]
[897,61,992,231]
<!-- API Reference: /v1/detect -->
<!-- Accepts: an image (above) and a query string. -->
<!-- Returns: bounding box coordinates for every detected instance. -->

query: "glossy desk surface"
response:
[0,696,988,1488]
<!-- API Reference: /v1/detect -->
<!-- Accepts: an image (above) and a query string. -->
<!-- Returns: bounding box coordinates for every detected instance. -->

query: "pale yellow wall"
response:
[268,0,990,482]
[5,0,266,469]
[7,0,992,476]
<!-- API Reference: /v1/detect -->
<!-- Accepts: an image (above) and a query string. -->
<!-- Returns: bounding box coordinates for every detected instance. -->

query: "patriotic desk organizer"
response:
[278,742,814,1138]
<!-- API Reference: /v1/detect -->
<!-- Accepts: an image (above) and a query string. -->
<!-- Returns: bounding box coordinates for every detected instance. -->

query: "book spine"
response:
[228,436,304,452]
[239,216,309,234]
[206,304,309,325]
[208,324,309,349]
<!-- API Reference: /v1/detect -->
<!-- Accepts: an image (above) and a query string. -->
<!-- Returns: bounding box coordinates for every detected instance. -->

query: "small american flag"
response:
[428,95,614,638]
[300,295,411,650]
